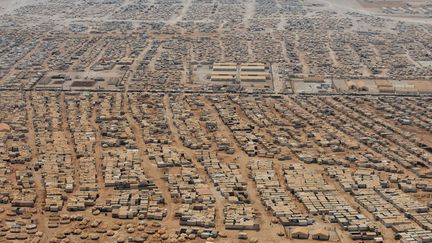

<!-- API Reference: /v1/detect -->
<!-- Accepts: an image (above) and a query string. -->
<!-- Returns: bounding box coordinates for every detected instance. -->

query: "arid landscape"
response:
[0,0,431,242]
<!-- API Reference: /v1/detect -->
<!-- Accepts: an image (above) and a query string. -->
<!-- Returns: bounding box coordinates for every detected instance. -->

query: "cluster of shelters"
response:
[64,94,98,211]
[167,167,216,229]
[196,151,260,230]
[171,95,212,150]
[284,164,381,240]
[128,93,171,144]
[248,159,313,226]
[147,145,192,168]
[363,97,432,133]
[98,190,165,220]
[327,165,432,242]
[294,96,432,178]
[209,96,278,157]
[31,93,74,212]
[10,170,35,208]
[0,93,34,207]
[96,93,165,219]
[377,188,432,231]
